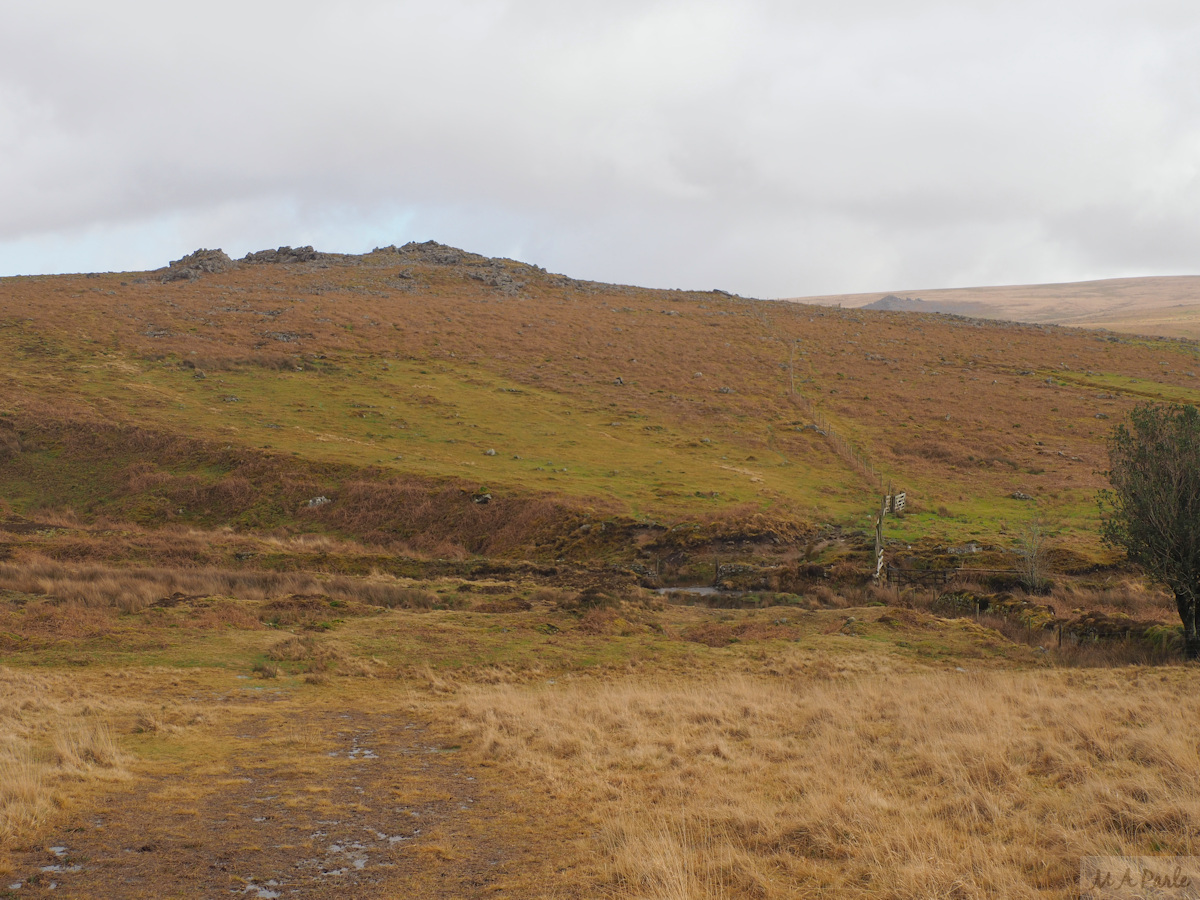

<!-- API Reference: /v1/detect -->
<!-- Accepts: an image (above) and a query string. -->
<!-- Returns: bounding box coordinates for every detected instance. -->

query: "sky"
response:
[1,0,1198,298]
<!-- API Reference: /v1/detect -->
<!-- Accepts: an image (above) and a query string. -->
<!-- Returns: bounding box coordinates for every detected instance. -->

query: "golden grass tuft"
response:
[0,755,49,845]
[52,722,124,770]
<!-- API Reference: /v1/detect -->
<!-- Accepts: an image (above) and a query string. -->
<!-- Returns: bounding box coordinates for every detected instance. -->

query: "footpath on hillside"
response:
[6,704,556,899]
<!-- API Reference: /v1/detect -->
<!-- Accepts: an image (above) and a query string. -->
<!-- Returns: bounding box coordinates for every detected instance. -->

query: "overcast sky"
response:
[1,1,1197,297]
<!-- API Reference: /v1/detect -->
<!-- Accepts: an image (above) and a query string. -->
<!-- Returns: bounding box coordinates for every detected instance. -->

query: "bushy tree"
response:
[1100,403,1200,659]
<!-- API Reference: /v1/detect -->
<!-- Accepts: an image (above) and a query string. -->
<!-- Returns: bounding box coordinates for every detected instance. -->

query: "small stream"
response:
[656,585,749,597]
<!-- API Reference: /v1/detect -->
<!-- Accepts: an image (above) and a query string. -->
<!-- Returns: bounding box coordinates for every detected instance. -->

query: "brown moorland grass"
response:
[0,556,460,614]
[3,246,1200,558]
[454,665,1200,900]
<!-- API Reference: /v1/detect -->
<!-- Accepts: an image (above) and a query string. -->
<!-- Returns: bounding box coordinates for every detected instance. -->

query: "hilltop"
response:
[3,244,1199,900]
[2,243,1200,572]
[791,274,1200,339]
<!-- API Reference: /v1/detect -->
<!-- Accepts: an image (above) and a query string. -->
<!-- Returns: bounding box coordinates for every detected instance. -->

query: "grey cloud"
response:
[1,0,1198,295]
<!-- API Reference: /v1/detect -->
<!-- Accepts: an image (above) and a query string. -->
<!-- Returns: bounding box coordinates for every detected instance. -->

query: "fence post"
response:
[874,494,887,582]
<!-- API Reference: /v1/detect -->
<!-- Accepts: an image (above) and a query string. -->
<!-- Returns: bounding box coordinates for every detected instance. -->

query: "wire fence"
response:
[789,393,885,488]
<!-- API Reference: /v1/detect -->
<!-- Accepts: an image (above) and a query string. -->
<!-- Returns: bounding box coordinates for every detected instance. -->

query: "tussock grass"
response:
[456,666,1200,899]
[0,556,442,612]
[1048,578,1176,621]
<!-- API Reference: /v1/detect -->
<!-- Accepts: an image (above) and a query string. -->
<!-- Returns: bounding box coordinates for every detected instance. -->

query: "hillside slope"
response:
[3,244,1199,563]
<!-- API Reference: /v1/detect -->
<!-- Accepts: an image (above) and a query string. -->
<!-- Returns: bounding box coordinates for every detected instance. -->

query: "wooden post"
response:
[874,494,886,582]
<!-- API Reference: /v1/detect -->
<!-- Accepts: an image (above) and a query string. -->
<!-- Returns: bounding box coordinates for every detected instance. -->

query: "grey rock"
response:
[242,246,320,265]
[161,248,235,283]
[397,240,478,267]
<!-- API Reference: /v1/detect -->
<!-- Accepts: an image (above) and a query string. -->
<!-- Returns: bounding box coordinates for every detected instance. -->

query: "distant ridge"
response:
[786,275,1200,340]
[863,294,926,312]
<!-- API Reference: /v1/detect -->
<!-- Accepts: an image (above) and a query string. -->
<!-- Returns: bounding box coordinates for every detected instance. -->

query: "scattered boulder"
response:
[161,248,235,283]
[469,266,525,295]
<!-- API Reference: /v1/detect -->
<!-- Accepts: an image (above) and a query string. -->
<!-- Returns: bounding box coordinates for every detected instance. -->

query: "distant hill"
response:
[789,275,1200,339]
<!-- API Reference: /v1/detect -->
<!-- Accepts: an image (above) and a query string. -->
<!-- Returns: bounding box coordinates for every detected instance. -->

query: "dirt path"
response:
[7,706,541,899]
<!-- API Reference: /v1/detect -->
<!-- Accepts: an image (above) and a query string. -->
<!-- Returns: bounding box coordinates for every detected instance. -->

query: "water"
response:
[242,886,281,899]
